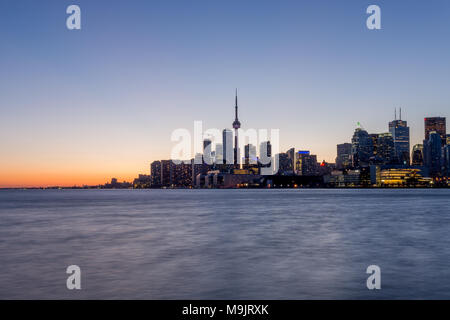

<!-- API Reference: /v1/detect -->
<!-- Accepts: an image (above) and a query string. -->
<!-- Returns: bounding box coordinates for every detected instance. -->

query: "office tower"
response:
[376,133,396,165]
[286,148,295,172]
[222,129,233,165]
[336,143,352,169]
[259,141,272,166]
[276,153,293,174]
[411,144,424,166]
[192,153,210,185]
[423,132,442,177]
[232,89,241,166]
[351,128,374,168]
[369,133,379,162]
[150,161,161,186]
[295,151,318,176]
[203,139,213,165]
[203,139,212,152]
[389,109,410,164]
[244,144,257,169]
[161,160,174,187]
[444,144,450,178]
[425,117,446,145]
[215,143,223,164]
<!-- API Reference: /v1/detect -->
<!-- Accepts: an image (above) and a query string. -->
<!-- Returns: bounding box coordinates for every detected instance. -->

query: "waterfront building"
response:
[173,162,192,187]
[324,170,361,187]
[161,160,175,187]
[133,174,152,189]
[150,160,162,187]
[295,151,318,176]
[375,167,431,187]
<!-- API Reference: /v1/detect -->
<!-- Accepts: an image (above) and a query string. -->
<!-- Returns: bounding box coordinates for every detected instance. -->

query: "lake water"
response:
[1,189,450,299]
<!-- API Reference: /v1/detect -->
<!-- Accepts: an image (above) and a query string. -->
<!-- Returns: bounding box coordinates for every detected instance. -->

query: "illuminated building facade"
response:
[351,128,373,168]
[295,151,318,176]
[376,168,430,187]
[425,117,446,146]
[336,143,352,169]
[389,110,410,165]
[411,144,424,166]
[423,132,443,177]
[150,160,162,186]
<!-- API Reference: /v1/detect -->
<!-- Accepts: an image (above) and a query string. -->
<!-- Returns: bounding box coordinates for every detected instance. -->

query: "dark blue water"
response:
[0,189,450,299]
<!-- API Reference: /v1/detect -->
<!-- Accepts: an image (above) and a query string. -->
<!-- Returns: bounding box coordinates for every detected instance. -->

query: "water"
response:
[0,189,450,299]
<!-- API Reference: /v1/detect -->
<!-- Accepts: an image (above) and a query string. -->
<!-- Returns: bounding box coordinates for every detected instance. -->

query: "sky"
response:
[1,0,450,187]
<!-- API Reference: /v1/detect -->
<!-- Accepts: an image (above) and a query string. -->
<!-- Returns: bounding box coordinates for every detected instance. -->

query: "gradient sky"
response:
[1,0,450,187]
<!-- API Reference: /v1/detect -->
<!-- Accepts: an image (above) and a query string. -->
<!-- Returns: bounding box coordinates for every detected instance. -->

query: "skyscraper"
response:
[443,144,450,178]
[215,143,223,164]
[336,143,352,169]
[351,128,373,168]
[376,133,396,165]
[150,160,161,187]
[295,151,318,176]
[423,132,442,177]
[203,139,212,152]
[425,117,446,146]
[411,144,424,166]
[244,144,257,169]
[276,152,293,174]
[286,148,295,172]
[389,109,410,165]
[222,129,233,165]
[161,160,174,187]
[203,139,213,165]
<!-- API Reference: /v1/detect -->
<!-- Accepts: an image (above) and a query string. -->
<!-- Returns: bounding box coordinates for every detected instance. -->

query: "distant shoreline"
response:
[1,187,449,190]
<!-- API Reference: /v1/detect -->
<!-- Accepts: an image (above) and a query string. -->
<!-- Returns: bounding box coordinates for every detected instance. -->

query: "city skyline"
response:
[2,96,447,188]
[1,0,450,187]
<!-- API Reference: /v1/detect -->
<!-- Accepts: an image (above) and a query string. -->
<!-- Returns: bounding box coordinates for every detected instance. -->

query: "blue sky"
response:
[1,0,450,186]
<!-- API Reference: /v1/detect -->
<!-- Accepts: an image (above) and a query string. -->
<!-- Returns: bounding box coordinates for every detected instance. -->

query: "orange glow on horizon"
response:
[0,171,138,188]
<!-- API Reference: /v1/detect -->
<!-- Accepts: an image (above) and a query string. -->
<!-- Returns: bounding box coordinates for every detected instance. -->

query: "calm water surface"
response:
[1,189,450,299]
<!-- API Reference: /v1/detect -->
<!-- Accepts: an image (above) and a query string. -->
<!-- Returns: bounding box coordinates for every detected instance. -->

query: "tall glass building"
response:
[351,128,374,168]
[411,144,424,166]
[389,118,410,165]
[423,132,443,177]
[376,133,396,165]
[222,129,233,165]
[425,117,446,146]
[336,143,352,169]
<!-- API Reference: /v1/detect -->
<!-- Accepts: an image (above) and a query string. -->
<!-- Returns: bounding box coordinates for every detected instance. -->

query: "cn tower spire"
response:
[232,89,241,129]
[235,88,238,121]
